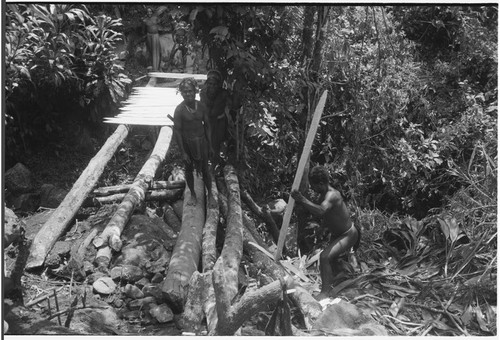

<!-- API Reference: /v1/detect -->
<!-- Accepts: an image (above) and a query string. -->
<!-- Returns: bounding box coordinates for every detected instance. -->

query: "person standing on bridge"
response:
[200,70,230,169]
[173,78,215,207]
[143,6,168,72]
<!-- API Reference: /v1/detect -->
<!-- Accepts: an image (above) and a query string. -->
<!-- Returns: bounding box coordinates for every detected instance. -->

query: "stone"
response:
[3,206,24,247]
[39,184,68,209]
[312,300,388,336]
[128,296,157,311]
[10,193,40,213]
[149,303,174,323]
[110,265,144,283]
[121,310,142,321]
[151,273,164,284]
[87,271,107,284]
[123,284,144,299]
[45,240,72,268]
[135,277,150,289]
[142,283,164,302]
[5,163,33,194]
[93,277,117,295]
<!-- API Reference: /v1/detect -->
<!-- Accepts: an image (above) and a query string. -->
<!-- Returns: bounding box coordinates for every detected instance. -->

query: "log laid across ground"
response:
[93,126,173,254]
[162,173,206,313]
[26,124,129,270]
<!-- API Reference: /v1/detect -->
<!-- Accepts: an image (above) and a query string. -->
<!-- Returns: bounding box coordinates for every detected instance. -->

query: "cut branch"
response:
[240,188,280,243]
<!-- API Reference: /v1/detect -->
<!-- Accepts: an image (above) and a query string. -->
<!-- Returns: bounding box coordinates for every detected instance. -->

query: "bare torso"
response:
[174,101,208,138]
[320,186,352,237]
[144,16,160,34]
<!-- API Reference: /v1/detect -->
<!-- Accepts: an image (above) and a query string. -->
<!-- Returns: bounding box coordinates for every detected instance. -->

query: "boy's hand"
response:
[291,189,304,203]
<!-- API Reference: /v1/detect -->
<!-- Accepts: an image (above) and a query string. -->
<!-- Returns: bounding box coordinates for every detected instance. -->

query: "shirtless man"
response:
[143,6,167,71]
[200,70,230,168]
[173,78,215,206]
[291,165,360,300]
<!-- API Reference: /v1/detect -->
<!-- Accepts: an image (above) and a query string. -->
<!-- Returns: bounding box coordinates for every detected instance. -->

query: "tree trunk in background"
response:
[300,6,316,66]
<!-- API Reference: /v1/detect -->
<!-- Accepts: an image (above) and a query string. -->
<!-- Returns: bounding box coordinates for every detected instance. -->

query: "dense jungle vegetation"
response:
[4,4,497,335]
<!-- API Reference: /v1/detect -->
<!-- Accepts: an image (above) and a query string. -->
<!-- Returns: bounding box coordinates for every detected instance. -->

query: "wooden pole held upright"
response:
[274,90,328,261]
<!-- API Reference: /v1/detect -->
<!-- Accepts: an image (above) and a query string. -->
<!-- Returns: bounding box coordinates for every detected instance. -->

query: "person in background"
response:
[172,78,215,206]
[143,6,168,71]
[291,165,360,301]
[200,70,230,169]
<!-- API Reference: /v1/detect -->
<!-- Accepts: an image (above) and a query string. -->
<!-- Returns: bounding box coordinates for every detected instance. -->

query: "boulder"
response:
[5,163,33,194]
[10,193,40,213]
[23,210,53,241]
[142,283,164,302]
[39,184,68,209]
[3,207,24,247]
[312,300,388,336]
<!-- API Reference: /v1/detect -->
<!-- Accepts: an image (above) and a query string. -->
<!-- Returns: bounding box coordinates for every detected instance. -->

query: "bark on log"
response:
[26,125,129,270]
[202,175,219,272]
[214,276,295,335]
[90,188,182,206]
[218,179,323,330]
[93,126,173,252]
[240,189,280,244]
[182,271,205,334]
[92,180,185,196]
[161,174,205,313]
[213,164,244,335]
[162,202,182,233]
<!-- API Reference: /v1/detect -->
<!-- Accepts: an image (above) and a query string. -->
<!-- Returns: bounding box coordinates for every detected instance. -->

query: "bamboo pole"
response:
[147,72,207,80]
[274,90,328,261]
[26,124,129,270]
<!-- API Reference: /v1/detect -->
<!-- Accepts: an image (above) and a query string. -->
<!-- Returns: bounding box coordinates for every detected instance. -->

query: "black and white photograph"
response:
[3,2,497,336]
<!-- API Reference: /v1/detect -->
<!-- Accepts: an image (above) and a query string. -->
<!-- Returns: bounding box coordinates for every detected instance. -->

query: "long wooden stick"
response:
[26,124,129,269]
[274,90,328,261]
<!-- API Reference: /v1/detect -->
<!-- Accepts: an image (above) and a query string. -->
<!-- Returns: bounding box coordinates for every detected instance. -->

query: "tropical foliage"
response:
[5,4,130,163]
[4,4,496,335]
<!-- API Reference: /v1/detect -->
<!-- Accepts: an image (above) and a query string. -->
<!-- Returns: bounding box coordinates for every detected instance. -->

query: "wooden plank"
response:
[148,72,207,80]
[26,124,130,269]
[274,90,328,261]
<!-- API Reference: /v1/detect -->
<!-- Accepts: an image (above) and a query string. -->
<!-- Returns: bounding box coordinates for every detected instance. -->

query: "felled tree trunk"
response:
[92,180,185,196]
[26,125,129,270]
[218,177,323,330]
[90,188,183,206]
[202,175,219,272]
[93,126,173,252]
[162,202,182,233]
[212,165,244,334]
[161,173,205,313]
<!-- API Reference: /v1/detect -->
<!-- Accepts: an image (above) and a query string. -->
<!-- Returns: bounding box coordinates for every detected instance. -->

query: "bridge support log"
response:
[162,173,205,313]
[93,126,173,255]
[26,124,129,270]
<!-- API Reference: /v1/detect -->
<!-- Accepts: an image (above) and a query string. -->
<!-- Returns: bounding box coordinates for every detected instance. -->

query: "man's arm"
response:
[291,189,338,217]
[201,103,214,156]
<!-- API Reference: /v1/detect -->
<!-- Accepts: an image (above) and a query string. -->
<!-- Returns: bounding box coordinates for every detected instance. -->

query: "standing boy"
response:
[173,78,214,206]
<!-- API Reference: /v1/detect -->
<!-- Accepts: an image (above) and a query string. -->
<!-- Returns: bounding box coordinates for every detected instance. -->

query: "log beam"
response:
[93,126,173,252]
[26,125,129,270]
[162,174,206,313]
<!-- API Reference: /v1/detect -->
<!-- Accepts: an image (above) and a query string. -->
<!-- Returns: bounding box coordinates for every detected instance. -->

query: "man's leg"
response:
[185,162,197,205]
[316,228,358,300]
[202,158,216,208]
